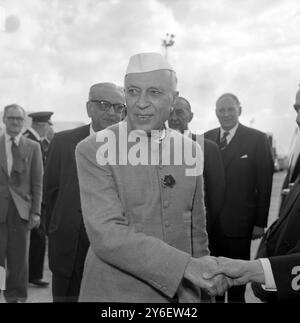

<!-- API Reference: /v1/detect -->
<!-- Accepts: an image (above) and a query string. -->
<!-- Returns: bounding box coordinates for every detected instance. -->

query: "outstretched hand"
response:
[183,256,233,296]
[202,257,266,286]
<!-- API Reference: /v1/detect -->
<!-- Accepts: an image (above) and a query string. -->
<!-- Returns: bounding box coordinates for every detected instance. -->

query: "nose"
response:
[106,105,115,115]
[136,92,149,110]
[169,110,177,121]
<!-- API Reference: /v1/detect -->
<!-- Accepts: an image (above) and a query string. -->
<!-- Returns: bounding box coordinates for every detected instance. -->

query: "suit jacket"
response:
[192,134,225,235]
[260,178,300,301]
[44,125,90,278]
[0,134,43,222]
[75,121,209,302]
[205,124,274,237]
[270,250,300,302]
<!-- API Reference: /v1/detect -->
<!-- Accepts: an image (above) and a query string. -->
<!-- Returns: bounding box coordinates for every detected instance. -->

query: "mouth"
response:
[135,114,153,121]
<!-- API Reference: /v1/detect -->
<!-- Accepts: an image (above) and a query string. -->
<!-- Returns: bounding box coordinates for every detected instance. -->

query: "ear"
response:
[189,112,194,122]
[238,106,242,116]
[86,102,92,118]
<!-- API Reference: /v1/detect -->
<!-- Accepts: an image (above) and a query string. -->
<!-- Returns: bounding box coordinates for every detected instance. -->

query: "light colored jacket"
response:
[0,134,43,222]
[75,121,209,302]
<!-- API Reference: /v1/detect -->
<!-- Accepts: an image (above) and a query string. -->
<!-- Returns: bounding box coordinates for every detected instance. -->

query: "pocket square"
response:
[241,154,248,159]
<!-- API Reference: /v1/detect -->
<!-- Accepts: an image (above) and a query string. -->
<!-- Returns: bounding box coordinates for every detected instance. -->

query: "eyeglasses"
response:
[89,100,126,114]
[6,116,25,122]
[294,104,300,111]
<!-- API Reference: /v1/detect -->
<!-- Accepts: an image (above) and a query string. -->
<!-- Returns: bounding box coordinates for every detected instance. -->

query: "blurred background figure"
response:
[168,96,225,239]
[23,111,54,288]
[280,87,300,209]
[0,104,43,302]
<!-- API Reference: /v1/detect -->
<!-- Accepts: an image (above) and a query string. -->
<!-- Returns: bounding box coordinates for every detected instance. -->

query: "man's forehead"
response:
[175,99,190,111]
[6,106,24,116]
[90,85,125,103]
[216,96,239,108]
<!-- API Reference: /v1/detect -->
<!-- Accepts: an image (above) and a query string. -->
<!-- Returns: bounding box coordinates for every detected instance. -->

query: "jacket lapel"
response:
[221,124,245,169]
[0,135,8,176]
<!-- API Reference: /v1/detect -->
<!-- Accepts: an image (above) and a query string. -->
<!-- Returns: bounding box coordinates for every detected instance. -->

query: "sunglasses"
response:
[89,100,125,114]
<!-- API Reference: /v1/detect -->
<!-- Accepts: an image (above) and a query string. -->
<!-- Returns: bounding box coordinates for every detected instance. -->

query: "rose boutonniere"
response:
[162,174,176,188]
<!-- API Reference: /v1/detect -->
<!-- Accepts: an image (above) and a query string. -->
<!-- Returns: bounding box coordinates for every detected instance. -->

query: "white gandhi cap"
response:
[125,52,174,75]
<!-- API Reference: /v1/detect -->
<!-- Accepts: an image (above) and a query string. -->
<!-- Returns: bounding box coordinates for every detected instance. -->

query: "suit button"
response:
[163,201,169,208]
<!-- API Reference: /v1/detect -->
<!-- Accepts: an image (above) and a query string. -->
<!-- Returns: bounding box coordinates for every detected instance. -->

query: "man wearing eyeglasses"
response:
[44,83,125,302]
[0,104,43,302]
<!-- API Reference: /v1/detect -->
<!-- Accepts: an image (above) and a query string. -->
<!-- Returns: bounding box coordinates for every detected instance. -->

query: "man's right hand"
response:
[183,256,233,296]
[203,257,266,286]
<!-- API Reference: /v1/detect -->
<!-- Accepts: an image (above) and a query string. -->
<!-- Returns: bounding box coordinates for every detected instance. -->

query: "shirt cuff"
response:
[259,258,277,291]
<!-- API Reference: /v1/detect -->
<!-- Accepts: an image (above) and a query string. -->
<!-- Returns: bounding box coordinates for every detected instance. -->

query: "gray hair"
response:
[3,104,26,118]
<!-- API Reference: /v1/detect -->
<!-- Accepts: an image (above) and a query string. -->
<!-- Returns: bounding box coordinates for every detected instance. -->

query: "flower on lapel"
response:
[162,174,176,188]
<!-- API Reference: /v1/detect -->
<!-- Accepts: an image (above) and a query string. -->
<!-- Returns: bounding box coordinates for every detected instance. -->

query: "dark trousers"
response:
[52,223,89,302]
[29,226,46,281]
[209,223,251,303]
[0,197,30,303]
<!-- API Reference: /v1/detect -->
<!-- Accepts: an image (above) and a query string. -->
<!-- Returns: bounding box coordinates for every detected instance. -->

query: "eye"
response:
[149,89,161,95]
[127,88,139,95]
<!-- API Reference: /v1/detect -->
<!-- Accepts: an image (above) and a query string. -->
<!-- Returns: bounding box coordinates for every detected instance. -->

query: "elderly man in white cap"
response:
[75,53,231,302]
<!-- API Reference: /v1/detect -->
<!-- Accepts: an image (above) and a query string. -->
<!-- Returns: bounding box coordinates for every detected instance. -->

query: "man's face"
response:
[87,88,125,131]
[125,70,178,133]
[3,107,25,136]
[216,96,241,131]
[168,99,192,133]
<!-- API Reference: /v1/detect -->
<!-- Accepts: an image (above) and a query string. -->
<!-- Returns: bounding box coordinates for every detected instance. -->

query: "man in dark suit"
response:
[204,93,274,302]
[0,104,43,303]
[23,111,53,288]
[168,96,225,237]
[44,83,125,302]
[280,87,300,209]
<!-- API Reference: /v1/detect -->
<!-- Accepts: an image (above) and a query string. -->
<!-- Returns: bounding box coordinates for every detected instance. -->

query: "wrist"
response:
[246,260,265,284]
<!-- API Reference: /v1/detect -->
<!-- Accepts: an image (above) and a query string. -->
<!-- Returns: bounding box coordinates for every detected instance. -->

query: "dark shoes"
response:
[29,279,50,287]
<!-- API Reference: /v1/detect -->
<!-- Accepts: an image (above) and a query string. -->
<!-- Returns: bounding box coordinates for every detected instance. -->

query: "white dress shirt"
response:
[259,258,277,291]
[89,124,95,136]
[4,131,22,176]
[220,123,239,145]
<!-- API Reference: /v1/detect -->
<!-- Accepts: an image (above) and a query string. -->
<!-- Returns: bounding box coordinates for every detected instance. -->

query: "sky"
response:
[0,0,300,154]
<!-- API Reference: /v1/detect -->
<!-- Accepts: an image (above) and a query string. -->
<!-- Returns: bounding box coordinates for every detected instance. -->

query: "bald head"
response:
[168,96,193,133]
[215,93,241,131]
[87,82,125,132]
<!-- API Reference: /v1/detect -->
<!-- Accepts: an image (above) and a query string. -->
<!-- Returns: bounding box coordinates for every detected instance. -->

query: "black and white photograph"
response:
[0,0,300,307]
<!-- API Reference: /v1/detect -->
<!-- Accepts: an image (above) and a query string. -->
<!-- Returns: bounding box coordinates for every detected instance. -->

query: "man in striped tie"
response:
[205,93,274,303]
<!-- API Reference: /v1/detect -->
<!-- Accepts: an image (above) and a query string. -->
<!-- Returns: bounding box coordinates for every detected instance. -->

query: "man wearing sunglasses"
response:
[44,83,125,302]
[0,104,43,302]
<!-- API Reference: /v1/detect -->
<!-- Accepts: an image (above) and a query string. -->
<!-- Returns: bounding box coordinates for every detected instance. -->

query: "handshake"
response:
[183,256,265,297]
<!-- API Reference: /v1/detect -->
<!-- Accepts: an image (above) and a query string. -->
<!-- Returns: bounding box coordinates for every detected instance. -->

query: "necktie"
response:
[41,138,49,164]
[10,137,23,186]
[219,131,230,150]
